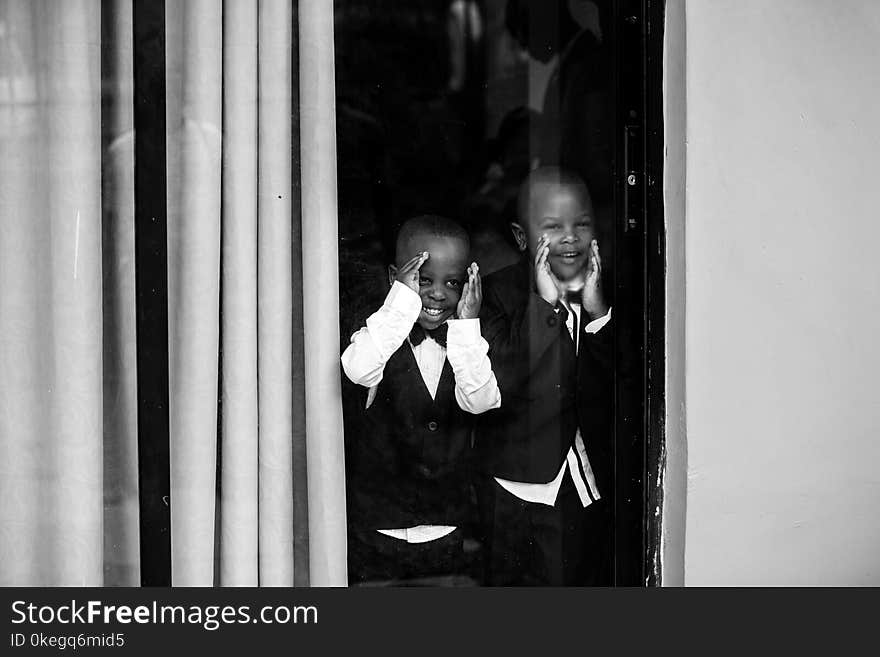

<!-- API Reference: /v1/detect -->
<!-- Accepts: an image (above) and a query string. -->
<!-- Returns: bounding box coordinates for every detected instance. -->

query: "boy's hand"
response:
[581,240,609,319]
[395,251,429,293]
[456,262,482,319]
[535,235,562,306]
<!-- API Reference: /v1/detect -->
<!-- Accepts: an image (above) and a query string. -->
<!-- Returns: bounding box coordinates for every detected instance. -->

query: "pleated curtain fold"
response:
[0,0,347,587]
[0,0,104,587]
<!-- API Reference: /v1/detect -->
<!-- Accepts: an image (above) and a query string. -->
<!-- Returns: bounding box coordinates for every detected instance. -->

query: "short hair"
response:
[516,166,592,223]
[394,215,469,262]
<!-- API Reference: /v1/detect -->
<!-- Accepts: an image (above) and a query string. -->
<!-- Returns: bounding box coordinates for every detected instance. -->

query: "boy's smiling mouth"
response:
[554,250,584,263]
[422,306,446,317]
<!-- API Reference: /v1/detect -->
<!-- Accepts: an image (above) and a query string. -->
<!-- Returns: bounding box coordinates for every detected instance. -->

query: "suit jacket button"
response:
[418,465,432,477]
[427,420,439,432]
[547,315,557,327]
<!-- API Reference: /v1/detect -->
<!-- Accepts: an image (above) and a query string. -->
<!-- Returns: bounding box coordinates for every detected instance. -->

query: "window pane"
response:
[336,0,618,586]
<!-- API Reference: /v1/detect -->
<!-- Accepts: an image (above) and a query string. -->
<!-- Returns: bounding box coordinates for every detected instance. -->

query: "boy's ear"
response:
[510,222,528,252]
[387,264,398,288]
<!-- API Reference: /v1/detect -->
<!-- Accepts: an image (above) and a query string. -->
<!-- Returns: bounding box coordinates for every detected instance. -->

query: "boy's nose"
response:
[427,286,446,301]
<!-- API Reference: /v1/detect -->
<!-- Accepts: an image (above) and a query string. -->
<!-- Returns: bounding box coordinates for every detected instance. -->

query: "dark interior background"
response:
[334,0,626,585]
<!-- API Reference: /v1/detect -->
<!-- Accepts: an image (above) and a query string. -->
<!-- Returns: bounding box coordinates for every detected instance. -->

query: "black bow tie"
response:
[563,290,583,306]
[409,322,448,348]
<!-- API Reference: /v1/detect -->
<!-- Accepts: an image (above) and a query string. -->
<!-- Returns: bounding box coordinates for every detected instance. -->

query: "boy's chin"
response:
[550,262,588,286]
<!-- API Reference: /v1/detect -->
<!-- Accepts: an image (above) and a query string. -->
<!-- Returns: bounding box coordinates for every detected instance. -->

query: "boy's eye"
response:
[419,277,431,286]
[543,224,561,231]
[447,279,462,289]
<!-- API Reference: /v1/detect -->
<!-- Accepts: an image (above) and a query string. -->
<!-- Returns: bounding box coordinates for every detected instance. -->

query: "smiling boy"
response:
[341,215,500,584]
[478,167,613,586]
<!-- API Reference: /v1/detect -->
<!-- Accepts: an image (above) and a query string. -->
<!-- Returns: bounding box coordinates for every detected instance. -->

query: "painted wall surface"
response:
[683,0,880,585]
[661,0,687,587]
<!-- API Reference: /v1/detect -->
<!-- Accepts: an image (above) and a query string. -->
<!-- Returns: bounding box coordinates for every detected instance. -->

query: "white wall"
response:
[679,0,880,585]
[661,0,687,587]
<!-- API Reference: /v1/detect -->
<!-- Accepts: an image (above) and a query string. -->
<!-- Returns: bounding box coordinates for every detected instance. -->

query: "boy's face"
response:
[389,234,469,330]
[512,182,595,285]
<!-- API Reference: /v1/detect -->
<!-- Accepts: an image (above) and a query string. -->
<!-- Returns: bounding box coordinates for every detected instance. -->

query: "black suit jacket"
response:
[477,259,614,492]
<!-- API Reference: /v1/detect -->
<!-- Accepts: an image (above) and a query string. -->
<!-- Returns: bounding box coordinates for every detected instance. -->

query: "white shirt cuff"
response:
[446,317,481,345]
[584,307,612,334]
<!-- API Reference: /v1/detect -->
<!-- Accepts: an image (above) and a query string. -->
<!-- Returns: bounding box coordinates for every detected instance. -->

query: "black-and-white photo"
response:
[1,0,879,594]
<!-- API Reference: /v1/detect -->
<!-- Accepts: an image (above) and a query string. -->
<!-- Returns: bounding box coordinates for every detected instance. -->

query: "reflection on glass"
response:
[336,0,616,586]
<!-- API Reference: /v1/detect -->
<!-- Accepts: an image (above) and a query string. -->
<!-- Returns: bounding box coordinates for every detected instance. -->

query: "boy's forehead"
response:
[398,232,468,263]
[525,182,591,220]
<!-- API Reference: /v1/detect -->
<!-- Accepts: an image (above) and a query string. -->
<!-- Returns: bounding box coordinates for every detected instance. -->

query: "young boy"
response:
[478,166,613,586]
[341,215,500,585]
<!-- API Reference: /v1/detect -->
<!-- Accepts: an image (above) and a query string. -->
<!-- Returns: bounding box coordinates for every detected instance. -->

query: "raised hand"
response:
[581,240,608,319]
[395,251,429,293]
[456,262,482,319]
[534,234,561,306]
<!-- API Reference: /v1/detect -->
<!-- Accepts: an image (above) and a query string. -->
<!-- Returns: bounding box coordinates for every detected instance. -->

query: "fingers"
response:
[587,240,601,284]
[400,251,429,274]
[534,235,549,268]
[457,263,482,319]
[586,259,598,286]
[468,262,481,303]
[536,243,550,272]
[586,250,597,278]
[473,262,482,302]
[400,254,421,273]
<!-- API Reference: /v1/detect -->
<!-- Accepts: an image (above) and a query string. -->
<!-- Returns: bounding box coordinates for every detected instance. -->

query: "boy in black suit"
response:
[341,215,500,584]
[478,166,613,586]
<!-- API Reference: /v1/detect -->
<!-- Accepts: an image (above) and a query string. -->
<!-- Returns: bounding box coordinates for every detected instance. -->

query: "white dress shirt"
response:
[341,281,502,543]
[494,301,611,508]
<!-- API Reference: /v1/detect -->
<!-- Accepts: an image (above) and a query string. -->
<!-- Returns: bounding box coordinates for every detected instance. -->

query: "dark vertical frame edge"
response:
[612,0,648,587]
[644,0,667,586]
[132,0,172,587]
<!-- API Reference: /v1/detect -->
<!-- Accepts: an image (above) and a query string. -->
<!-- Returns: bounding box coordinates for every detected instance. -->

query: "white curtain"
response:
[0,0,348,587]
[0,0,104,587]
